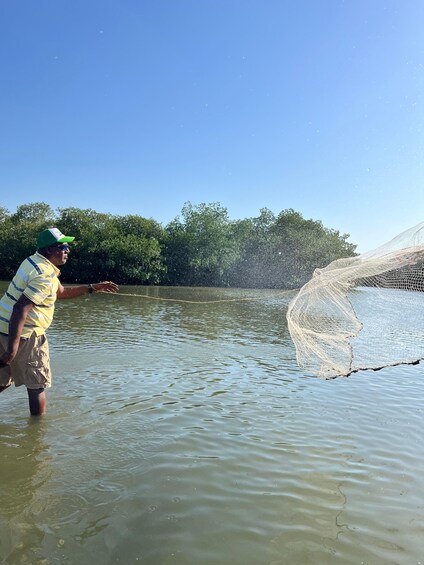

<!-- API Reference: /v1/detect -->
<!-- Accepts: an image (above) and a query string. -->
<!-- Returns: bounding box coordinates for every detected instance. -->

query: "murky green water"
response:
[1,284,424,564]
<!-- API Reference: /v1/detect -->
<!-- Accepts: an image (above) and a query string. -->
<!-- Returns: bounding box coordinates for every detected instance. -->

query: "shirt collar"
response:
[35,251,61,276]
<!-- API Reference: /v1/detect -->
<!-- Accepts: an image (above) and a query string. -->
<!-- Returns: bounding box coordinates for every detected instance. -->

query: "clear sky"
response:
[1,0,423,252]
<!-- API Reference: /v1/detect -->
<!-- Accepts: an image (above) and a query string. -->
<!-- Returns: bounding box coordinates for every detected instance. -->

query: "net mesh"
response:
[287,222,424,378]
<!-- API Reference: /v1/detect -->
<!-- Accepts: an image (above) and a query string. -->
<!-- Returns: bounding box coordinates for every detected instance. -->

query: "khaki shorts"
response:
[0,333,52,389]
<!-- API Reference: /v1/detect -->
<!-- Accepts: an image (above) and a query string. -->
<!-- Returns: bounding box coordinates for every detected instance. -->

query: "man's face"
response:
[46,243,70,266]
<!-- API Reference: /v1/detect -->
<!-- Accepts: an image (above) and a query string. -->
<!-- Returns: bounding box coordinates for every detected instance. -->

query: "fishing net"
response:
[287,221,424,378]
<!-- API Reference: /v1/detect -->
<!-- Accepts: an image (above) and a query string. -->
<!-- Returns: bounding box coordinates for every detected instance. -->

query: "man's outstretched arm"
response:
[57,281,119,299]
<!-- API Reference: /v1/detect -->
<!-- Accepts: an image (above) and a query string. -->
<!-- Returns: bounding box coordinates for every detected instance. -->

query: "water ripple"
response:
[1,285,424,564]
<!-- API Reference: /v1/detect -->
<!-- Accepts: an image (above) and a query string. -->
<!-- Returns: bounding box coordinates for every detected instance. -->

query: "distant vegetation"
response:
[0,202,357,289]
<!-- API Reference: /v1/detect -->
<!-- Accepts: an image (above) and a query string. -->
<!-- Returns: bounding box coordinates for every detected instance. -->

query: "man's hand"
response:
[93,281,119,293]
[0,351,15,368]
[0,295,34,366]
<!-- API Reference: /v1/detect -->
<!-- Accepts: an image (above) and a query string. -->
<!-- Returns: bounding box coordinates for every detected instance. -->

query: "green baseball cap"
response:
[37,227,75,249]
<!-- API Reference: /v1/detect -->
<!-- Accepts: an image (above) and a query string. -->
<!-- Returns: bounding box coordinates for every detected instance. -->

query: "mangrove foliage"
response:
[0,202,357,288]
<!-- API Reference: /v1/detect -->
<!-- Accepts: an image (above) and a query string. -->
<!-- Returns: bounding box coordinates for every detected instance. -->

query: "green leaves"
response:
[165,202,238,286]
[0,202,357,288]
[0,204,167,284]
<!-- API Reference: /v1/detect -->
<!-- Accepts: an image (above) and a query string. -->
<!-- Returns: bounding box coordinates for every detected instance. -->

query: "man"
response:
[0,227,118,416]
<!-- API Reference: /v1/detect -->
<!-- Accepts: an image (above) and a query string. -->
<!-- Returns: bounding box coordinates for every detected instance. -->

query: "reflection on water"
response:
[0,417,53,562]
[0,284,424,564]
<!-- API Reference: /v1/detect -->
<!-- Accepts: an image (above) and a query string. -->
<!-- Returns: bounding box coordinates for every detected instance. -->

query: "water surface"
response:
[0,284,423,564]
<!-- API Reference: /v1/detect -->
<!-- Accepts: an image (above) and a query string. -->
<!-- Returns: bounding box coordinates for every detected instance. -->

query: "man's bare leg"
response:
[27,388,46,416]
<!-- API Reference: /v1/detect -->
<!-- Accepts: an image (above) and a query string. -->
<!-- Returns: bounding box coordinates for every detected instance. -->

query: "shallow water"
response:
[0,284,424,564]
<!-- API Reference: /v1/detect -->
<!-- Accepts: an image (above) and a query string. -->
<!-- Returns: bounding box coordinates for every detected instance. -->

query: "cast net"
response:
[287,221,424,378]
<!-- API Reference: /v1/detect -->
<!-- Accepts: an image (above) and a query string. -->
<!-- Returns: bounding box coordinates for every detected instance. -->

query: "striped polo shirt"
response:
[0,252,61,338]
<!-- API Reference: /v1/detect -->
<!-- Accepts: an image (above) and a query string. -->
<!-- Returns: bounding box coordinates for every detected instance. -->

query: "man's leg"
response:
[27,388,46,416]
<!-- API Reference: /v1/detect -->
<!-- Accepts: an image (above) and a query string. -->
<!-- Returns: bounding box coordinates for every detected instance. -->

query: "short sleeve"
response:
[23,273,56,306]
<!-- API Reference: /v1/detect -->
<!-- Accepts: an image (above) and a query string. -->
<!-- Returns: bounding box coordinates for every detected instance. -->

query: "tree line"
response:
[0,202,357,289]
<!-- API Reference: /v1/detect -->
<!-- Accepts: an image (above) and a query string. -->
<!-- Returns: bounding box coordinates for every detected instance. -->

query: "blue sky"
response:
[1,0,423,252]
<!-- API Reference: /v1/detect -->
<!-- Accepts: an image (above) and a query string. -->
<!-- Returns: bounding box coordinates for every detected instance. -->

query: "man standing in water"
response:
[0,227,119,416]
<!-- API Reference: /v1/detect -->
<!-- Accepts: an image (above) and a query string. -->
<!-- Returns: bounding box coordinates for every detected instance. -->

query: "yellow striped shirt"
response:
[0,252,60,338]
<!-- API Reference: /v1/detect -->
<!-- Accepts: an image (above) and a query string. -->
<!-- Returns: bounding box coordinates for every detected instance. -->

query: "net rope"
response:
[105,290,293,304]
[287,221,424,378]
